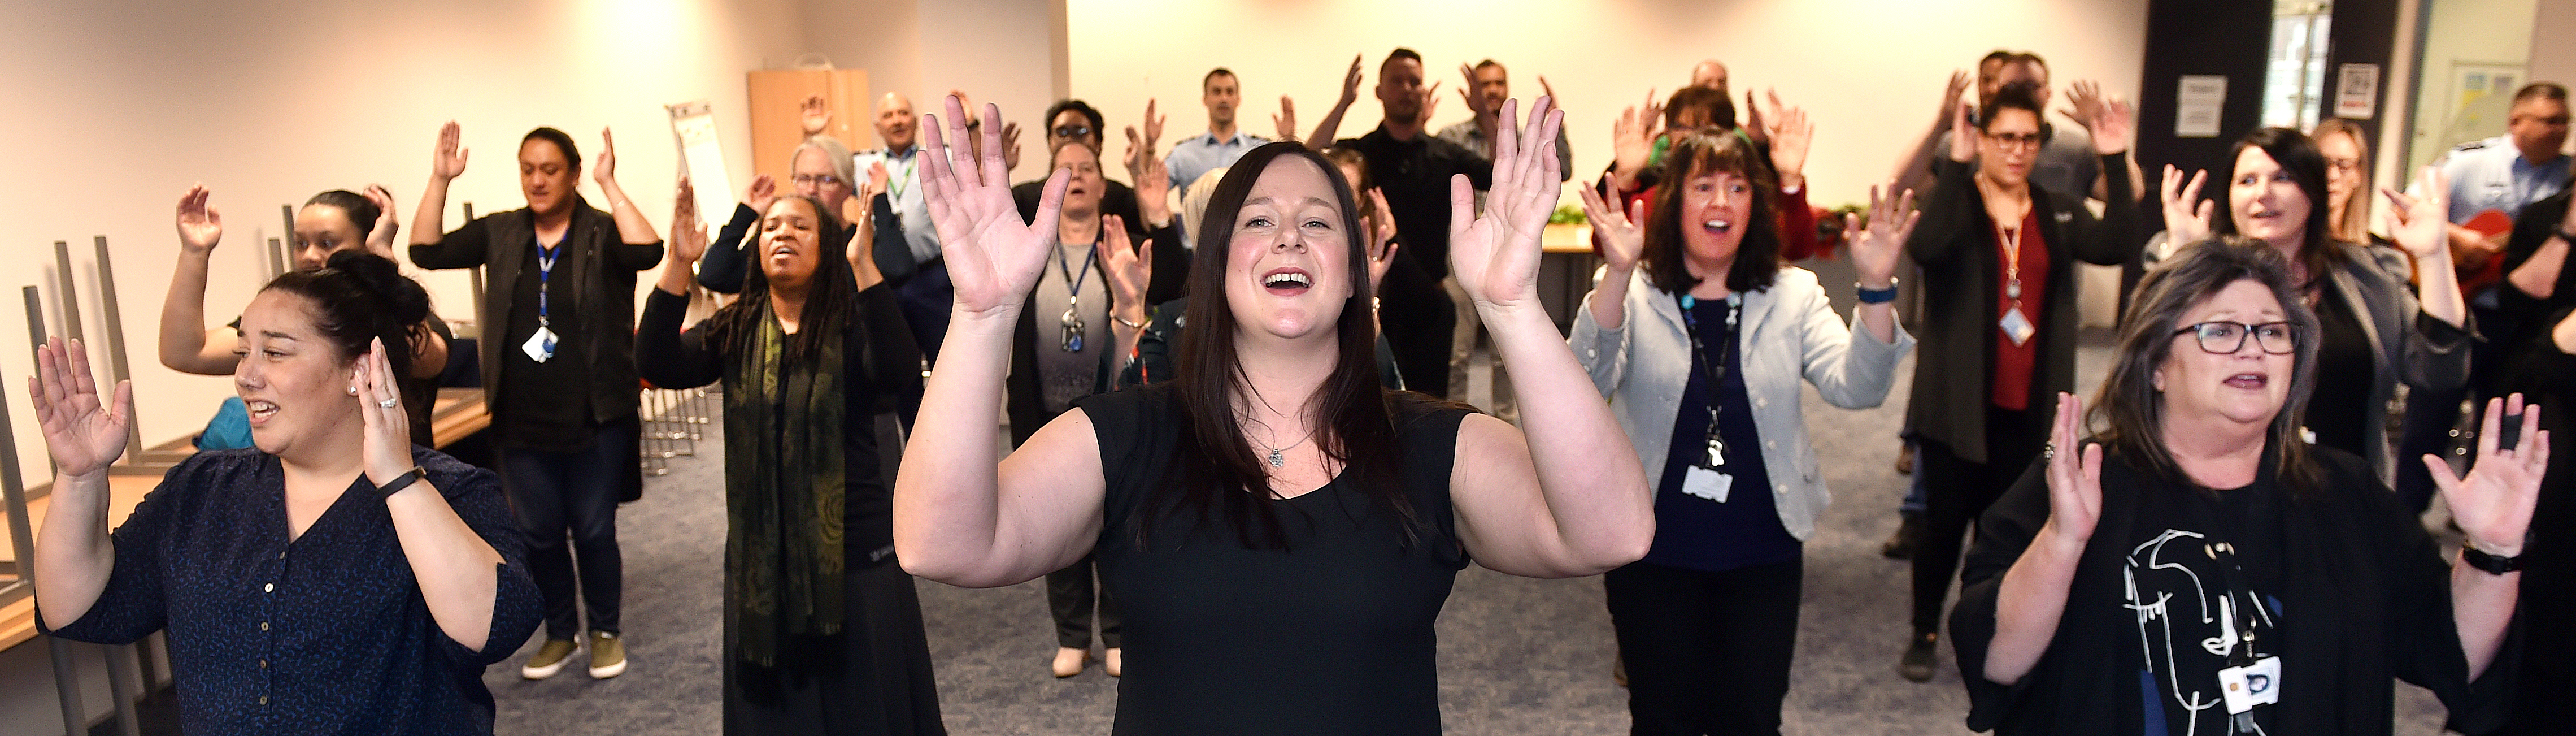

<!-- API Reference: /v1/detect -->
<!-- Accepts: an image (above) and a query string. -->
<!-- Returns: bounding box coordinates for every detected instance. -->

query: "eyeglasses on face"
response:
[1053,125,1095,140]
[2172,321,2297,355]
[1985,131,2044,150]
[792,174,845,188]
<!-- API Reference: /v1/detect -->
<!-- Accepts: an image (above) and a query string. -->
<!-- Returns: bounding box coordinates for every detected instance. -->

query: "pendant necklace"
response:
[1251,431,1311,468]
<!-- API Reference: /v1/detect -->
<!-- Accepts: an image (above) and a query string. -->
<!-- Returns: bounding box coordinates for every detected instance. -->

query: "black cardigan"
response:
[1004,198,1189,447]
[408,197,664,425]
[1905,154,2140,464]
[1950,447,2522,734]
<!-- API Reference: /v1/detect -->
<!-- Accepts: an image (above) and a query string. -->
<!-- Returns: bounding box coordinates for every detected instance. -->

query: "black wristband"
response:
[2461,542,2523,575]
[2556,227,2576,246]
[376,466,427,500]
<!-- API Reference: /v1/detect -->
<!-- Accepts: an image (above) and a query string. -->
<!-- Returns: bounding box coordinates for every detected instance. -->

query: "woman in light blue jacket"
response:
[1570,129,1917,734]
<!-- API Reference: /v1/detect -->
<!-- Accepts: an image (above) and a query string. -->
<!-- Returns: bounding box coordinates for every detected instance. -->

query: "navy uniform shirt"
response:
[40,447,542,734]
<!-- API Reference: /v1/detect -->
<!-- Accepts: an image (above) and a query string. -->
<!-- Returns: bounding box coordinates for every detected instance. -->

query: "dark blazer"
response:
[408,197,664,425]
[1950,447,2521,735]
[1905,154,2139,464]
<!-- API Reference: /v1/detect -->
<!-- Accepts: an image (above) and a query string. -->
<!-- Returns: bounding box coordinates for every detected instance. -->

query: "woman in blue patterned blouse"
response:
[32,252,542,733]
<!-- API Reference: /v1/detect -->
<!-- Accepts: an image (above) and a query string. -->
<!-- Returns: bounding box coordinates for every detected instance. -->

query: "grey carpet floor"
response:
[486,263,2456,734]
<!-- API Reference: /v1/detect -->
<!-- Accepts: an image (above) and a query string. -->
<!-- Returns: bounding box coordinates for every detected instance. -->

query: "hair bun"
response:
[324,251,433,327]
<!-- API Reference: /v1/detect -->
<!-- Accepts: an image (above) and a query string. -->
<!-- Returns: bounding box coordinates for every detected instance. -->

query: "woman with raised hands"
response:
[37,253,541,733]
[1570,127,1918,733]
[894,94,1651,733]
[2156,127,2470,483]
[1953,239,2534,735]
[1900,80,2141,682]
[637,179,942,734]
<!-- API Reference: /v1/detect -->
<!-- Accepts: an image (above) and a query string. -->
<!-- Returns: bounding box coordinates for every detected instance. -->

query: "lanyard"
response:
[536,243,560,329]
[1676,292,1742,467]
[1996,222,2026,304]
[886,150,916,202]
[1056,240,1098,301]
[2180,487,2270,669]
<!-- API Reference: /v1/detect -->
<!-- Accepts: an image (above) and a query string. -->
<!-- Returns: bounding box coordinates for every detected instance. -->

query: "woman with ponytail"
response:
[35,251,541,733]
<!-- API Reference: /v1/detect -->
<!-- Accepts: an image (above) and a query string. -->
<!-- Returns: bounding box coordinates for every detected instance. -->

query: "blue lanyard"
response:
[536,243,559,328]
[1676,292,1742,466]
[1056,241,1098,300]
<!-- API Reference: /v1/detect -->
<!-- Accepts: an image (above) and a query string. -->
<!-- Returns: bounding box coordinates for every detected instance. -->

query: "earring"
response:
[347,385,360,396]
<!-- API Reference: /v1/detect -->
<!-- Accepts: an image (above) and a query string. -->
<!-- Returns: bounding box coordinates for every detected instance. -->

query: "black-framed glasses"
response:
[2172,321,2297,355]
[1985,131,2044,150]
[1052,124,1095,140]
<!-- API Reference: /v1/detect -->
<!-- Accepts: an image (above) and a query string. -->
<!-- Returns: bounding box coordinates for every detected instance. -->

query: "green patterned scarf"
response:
[721,304,848,666]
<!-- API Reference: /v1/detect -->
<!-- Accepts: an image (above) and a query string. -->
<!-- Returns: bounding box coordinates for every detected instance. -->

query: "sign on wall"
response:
[2176,76,2230,138]
[2335,64,2380,119]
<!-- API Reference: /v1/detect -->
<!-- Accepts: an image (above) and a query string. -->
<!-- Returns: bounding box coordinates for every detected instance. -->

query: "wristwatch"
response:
[2555,226,2576,246]
[376,466,427,500]
[2461,541,2523,575]
[1856,279,1900,305]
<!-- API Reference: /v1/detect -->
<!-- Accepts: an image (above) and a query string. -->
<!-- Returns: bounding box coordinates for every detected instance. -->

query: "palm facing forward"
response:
[919,96,1069,319]
[1450,97,1565,314]
[29,337,132,477]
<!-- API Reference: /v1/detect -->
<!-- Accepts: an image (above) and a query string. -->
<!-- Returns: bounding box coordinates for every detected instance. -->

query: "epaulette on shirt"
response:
[2451,139,2494,153]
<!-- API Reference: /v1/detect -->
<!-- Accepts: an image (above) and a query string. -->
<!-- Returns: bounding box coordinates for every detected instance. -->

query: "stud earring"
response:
[348,385,360,396]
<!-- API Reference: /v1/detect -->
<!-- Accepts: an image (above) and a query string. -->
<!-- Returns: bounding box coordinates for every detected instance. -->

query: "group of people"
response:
[15,38,2573,736]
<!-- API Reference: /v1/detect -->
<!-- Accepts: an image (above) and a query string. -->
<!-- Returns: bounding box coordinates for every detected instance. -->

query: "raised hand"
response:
[1460,63,1496,119]
[353,338,413,485]
[800,94,832,137]
[431,121,469,181]
[1761,93,1813,189]
[1273,96,1300,142]
[919,95,1067,318]
[746,174,780,215]
[362,184,401,258]
[2159,165,2214,244]
[1641,89,1665,137]
[1450,96,1565,312]
[1000,121,1024,171]
[1846,184,1921,288]
[867,161,891,199]
[2057,80,2107,132]
[2430,395,2547,557]
[1742,89,1769,146]
[1142,98,1165,150]
[1575,174,1646,273]
[28,337,132,478]
[1937,70,1970,129]
[670,176,708,265]
[1336,55,1364,108]
[2038,392,2104,553]
[1101,214,1151,321]
[593,127,620,187]
[1947,102,1979,163]
[1364,187,1400,293]
[1417,80,1443,127]
[176,185,223,254]
[2383,166,2453,261]
[2080,86,2133,155]
[1133,153,1173,227]
[1611,105,1656,187]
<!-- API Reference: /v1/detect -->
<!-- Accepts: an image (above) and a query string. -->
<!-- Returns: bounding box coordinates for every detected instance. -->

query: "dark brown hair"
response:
[2221,127,2346,286]
[1158,141,1425,549]
[1640,130,1782,296]
[260,252,434,378]
[1663,85,1736,132]
[2091,236,2323,494]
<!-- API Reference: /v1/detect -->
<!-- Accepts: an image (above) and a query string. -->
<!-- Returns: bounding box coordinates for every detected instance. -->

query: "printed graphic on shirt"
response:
[2125,527,2281,736]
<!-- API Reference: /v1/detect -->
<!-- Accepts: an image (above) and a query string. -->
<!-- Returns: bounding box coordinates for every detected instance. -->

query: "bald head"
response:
[876,93,919,151]
[1691,60,1729,92]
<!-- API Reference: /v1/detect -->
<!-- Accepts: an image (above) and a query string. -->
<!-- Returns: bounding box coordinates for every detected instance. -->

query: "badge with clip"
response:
[521,326,558,363]
[2217,656,2281,715]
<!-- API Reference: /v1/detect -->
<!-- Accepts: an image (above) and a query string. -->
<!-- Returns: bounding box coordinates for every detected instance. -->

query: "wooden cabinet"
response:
[746,68,871,190]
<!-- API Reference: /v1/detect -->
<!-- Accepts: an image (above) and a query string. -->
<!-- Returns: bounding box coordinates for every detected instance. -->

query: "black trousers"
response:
[1604,558,1803,736]
[501,421,635,640]
[1378,263,1456,399]
[1046,554,1120,649]
[1913,405,2050,635]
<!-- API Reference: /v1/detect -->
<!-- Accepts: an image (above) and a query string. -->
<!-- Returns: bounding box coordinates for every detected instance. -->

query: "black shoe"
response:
[1881,513,1924,560]
[1899,633,1939,682]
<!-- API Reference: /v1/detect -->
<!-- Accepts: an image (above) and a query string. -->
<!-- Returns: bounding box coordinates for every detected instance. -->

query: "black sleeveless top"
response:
[1077,384,1473,735]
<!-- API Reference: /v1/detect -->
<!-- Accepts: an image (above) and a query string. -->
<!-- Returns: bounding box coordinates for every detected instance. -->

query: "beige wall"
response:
[799,0,1065,180]
[1067,0,2149,210]
[2536,0,2576,157]
[0,0,802,491]
[2405,0,2541,171]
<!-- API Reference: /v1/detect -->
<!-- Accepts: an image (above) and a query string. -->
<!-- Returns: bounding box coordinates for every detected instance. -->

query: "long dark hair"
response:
[1159,141,1424,549]
[703,196,856,363]
[260,251,434,378]
[2092,237,2323,495]
[1641,129,1782,295]
[2221,127,2344,285]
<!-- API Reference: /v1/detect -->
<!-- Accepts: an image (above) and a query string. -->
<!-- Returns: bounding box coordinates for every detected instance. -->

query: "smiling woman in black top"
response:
[35,253,541,733]
[1953,239,2535,735]
[895,95,1651,734]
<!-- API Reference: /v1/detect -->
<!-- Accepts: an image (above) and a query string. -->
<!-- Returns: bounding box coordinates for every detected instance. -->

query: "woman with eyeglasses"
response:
[700,134,877,295]
[1951,238,2535,735]
[1899,80,2139,682]
[2157,127,2469,481]
[1008,137,1185,678]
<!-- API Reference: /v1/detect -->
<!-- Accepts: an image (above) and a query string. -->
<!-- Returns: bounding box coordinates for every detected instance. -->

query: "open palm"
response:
[28,337,131,477]
[920,96,1065,317]
[1450,96,1565,313]
[2431,395,2547,553]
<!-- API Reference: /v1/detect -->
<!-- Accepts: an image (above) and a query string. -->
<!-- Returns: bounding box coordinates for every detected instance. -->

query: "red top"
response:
[1990,209,2047,411]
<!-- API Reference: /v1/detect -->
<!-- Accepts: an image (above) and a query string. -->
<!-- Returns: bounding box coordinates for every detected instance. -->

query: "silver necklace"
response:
[1250,432,1312,468]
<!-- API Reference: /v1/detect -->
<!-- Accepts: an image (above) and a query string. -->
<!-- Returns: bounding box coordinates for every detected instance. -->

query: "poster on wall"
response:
[2176,75,2229,138]
[2440,63,2524,149]
[667,101,736,241]
[2335,64,2379,119]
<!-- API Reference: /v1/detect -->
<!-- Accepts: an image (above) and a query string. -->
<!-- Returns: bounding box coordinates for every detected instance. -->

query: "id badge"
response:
[1999,306,2036,346]
[2217,656,2282,715]
[1681,466,1733,503]
[521,326,558,363]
